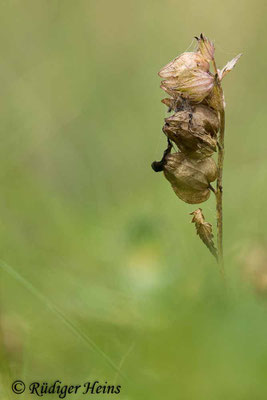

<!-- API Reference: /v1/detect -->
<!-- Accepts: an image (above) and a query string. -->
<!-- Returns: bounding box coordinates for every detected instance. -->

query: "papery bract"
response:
[196,33,215,62]
[218,53,242,80]
[190,208,217,258]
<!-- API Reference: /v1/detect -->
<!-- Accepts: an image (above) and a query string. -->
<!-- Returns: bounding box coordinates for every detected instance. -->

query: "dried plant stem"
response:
[216,107,225,273]
[156,34,241,271]
[211,58,225,273]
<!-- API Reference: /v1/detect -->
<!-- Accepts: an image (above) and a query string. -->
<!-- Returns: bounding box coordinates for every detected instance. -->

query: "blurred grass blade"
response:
[0,260,126,379]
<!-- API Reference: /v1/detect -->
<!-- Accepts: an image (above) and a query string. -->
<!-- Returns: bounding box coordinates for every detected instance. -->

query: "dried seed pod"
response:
[161,69,215,103]
[163,124,217,159]
[158,52,209,78]
[163,152,217,204]
[163,104,219,158]
[165,104,219,137]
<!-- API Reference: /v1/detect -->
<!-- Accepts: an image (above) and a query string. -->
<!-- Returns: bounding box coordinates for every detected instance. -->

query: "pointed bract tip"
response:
[197,34,215,62]
[218,53,242,80]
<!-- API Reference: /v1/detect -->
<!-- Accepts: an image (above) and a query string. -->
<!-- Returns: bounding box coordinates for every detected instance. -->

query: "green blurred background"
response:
[0,0,267,399]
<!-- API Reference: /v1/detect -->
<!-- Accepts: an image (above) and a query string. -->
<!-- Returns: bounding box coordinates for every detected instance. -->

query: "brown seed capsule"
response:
[158,52,209,78]
[163,152,217,204]
[161,69,215,103]
[163,105,219,158]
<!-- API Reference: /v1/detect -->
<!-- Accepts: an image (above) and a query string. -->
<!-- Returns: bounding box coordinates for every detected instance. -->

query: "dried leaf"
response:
[218,53,242,80]
[190,208,217,259]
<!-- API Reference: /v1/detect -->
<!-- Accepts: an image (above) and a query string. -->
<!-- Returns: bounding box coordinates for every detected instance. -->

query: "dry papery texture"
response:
[160,69,215,103]
[152,33,241,263]
[158,52,209,78]
[163,153,217,204]
[163,104,219,159]
[190,208,217,259]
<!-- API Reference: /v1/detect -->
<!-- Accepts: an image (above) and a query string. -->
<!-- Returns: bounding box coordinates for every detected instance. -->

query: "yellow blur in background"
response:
[0,0,267,399]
